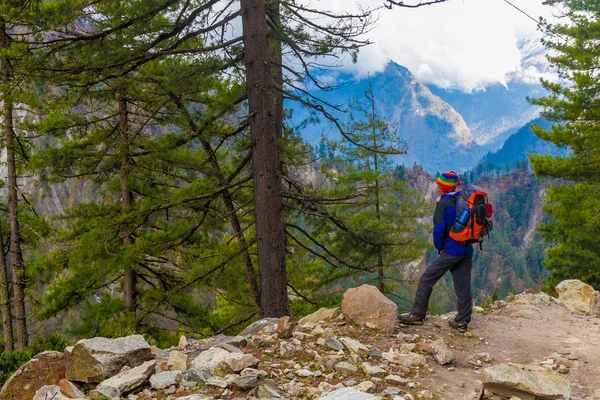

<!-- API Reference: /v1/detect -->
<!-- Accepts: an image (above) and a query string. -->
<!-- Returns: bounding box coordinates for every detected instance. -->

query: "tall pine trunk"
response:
[0,222,14,352]
[1,67,28,350]
[374,150,384,293]
[241,0,289,317]
[119,92,136,312]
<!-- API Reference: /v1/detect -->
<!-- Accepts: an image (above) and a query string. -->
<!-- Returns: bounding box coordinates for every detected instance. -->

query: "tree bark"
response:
[267,0,284,140]
[0,222,14,353]
[1,49,28,349]
[241,0,289,317]
[119,91,136,312]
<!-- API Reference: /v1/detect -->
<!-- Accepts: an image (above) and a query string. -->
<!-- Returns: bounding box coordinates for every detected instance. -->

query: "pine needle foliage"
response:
[530,0,600,287]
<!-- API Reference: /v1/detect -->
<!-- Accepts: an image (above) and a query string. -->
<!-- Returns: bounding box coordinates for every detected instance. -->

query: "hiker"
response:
[399,171,473,333]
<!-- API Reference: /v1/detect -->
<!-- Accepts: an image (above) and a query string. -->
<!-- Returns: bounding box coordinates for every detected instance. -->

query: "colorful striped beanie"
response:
[437,171,459,194]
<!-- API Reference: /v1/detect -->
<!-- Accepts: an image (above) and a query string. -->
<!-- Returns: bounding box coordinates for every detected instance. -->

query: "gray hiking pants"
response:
[410,252,473,324]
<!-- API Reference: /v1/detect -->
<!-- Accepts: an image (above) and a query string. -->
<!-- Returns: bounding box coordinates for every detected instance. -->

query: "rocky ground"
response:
[1,282,599,400]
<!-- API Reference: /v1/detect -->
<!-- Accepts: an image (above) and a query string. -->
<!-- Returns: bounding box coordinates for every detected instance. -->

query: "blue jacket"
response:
[433,192,473,256]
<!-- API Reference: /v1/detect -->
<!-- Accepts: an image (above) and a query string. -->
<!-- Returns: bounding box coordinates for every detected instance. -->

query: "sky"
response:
[313,0,561,92]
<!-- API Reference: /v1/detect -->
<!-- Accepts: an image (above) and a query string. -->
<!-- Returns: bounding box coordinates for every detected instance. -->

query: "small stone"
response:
[335,361,358,375]
[166,385,177,394]
[368,348,383,359]
[179,335,188,348]
[227,336,248,347]
[339,337,369,356]
[557,365,569,374]
[296,369,313,377]
[150,371,182,390]
[356,381,376,393]
[226,373,259,390]
[317,338,326,346]
[325,337,345,351]
[277,316,296,339]
[344,380,357,386]
[207,376,229,388]
[402,353,427,368]
[403,334,418,342]
[400,343,416,353]
[419,390,433,399]
[279,341,296,356]
[430,339,455,365]
[167,350,188,371]
[385,374,408,385]
[255,385,282,398]
[311,325,325,336]
[382,387,402,396]
[476,353,493,364]
[58,379,85,398]
[362,363,387,377]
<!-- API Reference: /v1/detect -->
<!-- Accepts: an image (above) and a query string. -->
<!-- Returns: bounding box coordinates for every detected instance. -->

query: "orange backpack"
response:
[449,184,493,249]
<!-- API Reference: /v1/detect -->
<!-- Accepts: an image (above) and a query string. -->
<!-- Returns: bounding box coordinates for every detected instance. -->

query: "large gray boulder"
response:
[341,285,398,333]
[96,360,156,396]
[556,279,600,316]
[482,363,571,400]
[66,334,152,383]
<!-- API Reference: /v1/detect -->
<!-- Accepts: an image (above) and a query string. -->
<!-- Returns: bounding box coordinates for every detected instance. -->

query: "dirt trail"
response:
[398,292,600,399]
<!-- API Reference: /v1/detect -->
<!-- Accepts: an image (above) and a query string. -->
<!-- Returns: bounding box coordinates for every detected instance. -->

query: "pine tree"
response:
[529,0,600,287]
[297,78,428,296]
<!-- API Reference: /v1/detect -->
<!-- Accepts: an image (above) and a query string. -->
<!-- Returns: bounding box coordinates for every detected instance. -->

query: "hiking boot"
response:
[399,313,424,325]
[448,319,468,333]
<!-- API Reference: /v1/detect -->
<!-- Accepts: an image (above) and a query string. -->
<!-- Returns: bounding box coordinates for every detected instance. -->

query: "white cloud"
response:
[307,0,560,91]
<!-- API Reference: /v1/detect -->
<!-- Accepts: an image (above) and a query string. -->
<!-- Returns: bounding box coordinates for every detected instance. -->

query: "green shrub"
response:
[0,332,69,384]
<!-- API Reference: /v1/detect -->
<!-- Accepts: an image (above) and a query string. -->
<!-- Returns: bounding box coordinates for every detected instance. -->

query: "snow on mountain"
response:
[509,35,555,84]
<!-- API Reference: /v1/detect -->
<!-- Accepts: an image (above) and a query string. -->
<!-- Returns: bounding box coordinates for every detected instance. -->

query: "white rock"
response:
[206,376,229,388]
[556,279,600,315]
[430,339,455,365]
[385,374,408,385]
[356,381,376,393]
[320,387,376,399]
[335,362,358,375]
[482,363,571,400]
[402,353,427,368]
[361,363,386,377]
[32,386,69,400]
[97,360,156,395]
[339,337,369,356]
